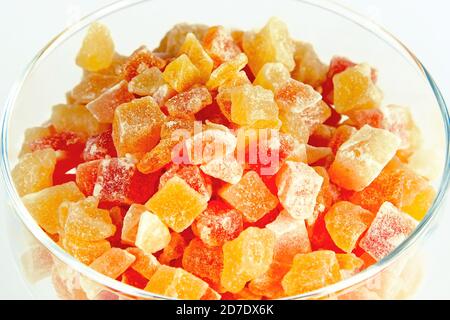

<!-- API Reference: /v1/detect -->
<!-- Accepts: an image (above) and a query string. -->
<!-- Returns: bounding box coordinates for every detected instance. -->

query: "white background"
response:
[0,0,449,299]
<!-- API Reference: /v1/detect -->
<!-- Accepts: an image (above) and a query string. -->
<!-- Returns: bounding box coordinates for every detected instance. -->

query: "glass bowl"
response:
[1,0,449,300]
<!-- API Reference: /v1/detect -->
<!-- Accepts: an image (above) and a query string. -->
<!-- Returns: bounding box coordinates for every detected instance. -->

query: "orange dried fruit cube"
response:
[145,265,209,299]
[123,46,166,81]
[128,66,167,96]
[163,54,202,92]
[230,84,280,129]
[346,108,384,129]
[70,73,120,105]
[193,200,243,247]
[159,232,187,265]
[219,171,279,222]
[221,227,275,293]
[243,17,295,75]
[76,22,115,72]
[21,182,85,234]
[12,148,57,196]
[276,161,323,220]
[329,125,400,191]
[401,186,436,220]
[336,253,364,278]
[281,251,341,296]
[89,248,136,279]
[112,96,166,156]
[160,116,195,139]
[135,211,171,254]
[58,197,116,241]
[51,104,109,140]
[324,201,375,253]
[126,247,160,280]
[166,86,212,117]
[253,62,291,93]
[60,235,111,265]
[121,204,147,245]
[360,202,418,261]
[333,63,383,115]
[206,53,248,90]
[203,26,242,66]
[86,80,135,123]
[179,32,214,83]
[266,210,311,265]
[156,23,208,57]
[182,238,224,285]
[291,41,327,88]
[145,176,208,232]
[136,138,179,174]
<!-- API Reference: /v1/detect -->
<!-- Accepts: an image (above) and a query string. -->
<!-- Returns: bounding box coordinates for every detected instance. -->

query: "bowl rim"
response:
[1,0,449,300]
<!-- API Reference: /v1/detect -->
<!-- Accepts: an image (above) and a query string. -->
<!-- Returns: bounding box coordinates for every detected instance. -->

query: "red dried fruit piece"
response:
[203,26,242,66]
[76,160,101,196]
[86,80,135,124]
[121,269,148,289]
[126,247,160,280]
[123,46,166,81]
[193,200,243,247]
[82,129,117,162]
[309,124,336,147]
[182,238,224,285]
[166,86,212,117]
[159,232,187,265]
[29,131,84,153]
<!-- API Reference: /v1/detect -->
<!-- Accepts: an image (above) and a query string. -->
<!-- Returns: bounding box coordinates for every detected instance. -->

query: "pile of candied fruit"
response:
[13,18,435,300]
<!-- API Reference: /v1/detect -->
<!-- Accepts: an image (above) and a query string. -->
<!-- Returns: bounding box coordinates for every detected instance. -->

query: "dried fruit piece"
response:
[221,227,275,293]
[137,138,180,174]
[360,202,418,261]
[123,46,166,81]
[159,232,187,265]
[128,66,167,97]
[336,253,364,278]
[76,22,115,72]
[12,148,57,196]
[179,33,214,83]
[203,26,241,66]
[401,186,436,221]
[329,125,400,191]
[156,23,208,57]
[112,96,166,156]
[166,86,212,117]
[76,160,101,196]
[193,200,243,247]
[291,41,327,88]
[163,54,202,92]
[282,251,341,295]
[86,80,135,123]
[135,211,171,254]
[89,248,136,279]
[206,53,248,90]
[322,56,357,104]
[243,17,295,75]
[253,62,290,93]
[306,145,332,165]
[51,104,109,140]
[60,235,111,265]
[82,129,117,162]
[328,125,357,154]
[182,238,223,284]
[333,63,383,115]
[276,161,323,220]
[19,126,54,156]
[59,197,116,241]
[324,201,375,253]
[70,73,120,105]
[230,84,280,129]
[121,269,148,289]
[126,247,160,280]
[200,154,243,184]
[121,204,147,245]
[346,108,384,129]
[219,171,279,222]
[21,182,85,234]
[146,176,208,232]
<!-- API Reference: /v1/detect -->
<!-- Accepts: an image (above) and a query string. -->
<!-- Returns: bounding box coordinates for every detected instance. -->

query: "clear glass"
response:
[1,0,449,300]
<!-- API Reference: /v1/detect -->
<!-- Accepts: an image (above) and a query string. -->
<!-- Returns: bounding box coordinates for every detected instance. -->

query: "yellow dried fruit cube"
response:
[76,22,115,72]
[221,227,275,293]
[112,96,166,156]
[21,182,85,234]
[135,211,171,254]
[329,125,401,191]
[206,53,248,90]
[166,86,212,117]
[156,23,208,57]
[70,73,120,105]
[128,66,167,96]
[58,197,116,241]
[219,171,279,222]
[243,17,295,75]
[291,41,327,88]
[163,54,202,92]
[12,148,57,196]
[145,265,209,299]
[230,84,280,128]
[51,104,109,140]
[179,33,214,83]
[282,251,341,296]
[145,176,208,232]
[60,235,111,265]
[333,63,383,115]
[253,62,291,93]
[324,201,375,253]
